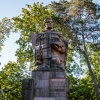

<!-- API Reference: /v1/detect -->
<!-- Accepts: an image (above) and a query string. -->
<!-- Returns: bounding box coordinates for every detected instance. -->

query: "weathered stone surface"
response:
[55,97,66,100]
[35,88,49,97]
[32,71,50,80]
[49,78,68,97]
[50,71,66,78]
[55,72,66,78]
[32,71,66,80]
[50,92,66,97]
[22,18,69,100]
[50,78,67,91]
[34,97,66,100]
[32,71,68,98]
[34,97,55,100]
[34,97,44,100]
[22,79,33,100]
[31,23,68,70]
[32,71,50,97]
[36,80,45,88]
[44,80,49,87]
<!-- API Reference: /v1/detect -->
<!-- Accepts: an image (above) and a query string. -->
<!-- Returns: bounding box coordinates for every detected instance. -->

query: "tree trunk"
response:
[83,45,100,100]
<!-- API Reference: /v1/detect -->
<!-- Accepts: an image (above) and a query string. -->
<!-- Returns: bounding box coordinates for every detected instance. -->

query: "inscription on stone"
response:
[50,78,67,91]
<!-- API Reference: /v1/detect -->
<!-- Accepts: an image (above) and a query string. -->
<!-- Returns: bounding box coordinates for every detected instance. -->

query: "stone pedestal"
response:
[22,79,34,100]
[32,71,69,100]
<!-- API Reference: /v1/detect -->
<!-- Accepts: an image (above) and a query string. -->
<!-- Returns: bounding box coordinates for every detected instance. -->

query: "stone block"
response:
[50,71,66,78]
[35,88,49,97]
[32,71,69,98]
[35,88,44,97]
[37,72,42,77]
[65,79,69,92]
[55,72,65,78]
[22,79,33,100]
[44,97,55,100]
[44,89,49,97]
[36,80,45,88]
[34,97,55,100]
[34,97,44,100]
[42,72,50,80]
[44,80,49,87]
[32,71,50,80]
[55,97,66,100]
[35,80,49,88]
[50,78,67,92]
[50,92,66,97]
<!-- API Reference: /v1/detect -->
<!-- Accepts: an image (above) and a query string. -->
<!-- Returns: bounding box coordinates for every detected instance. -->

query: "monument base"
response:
[32,70,69,100]
[34,97,66,100]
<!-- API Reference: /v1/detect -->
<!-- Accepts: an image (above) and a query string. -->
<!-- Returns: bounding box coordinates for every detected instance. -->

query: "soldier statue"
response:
[31,17,68,71]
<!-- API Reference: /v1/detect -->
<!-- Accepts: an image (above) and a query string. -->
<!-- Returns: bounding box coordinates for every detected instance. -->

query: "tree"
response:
[66,45,100,100]
[49,0,100,99]
[0,62,24,100]
[68,76,94,100]
[0,17,13,65]
[12,2,83,73]
[0,17,13,51]
[11,2,87,100]
[85,47,100,89]
[68,48,100,100]
[0,1,91,100]
[12,3,55,69]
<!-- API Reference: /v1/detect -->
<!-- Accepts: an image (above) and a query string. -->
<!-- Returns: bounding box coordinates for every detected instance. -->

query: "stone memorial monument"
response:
[22,17,69,100]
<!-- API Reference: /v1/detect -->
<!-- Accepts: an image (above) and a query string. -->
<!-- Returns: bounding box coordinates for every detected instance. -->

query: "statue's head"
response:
[44,17,53,29]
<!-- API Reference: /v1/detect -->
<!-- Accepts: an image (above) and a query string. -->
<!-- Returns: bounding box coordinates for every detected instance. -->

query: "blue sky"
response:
[0,0,100,69]
[0,0,55,19]
[0,0,59,69]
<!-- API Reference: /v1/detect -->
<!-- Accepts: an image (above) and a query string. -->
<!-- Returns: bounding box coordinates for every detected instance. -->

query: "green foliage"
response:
[68,76,96,100]
[49,0,100,99]
[66,49,83,77]
[12,2,85,99]
[49,0,100,48]
[87,49,100,85]
[67,49,100,99]
[12,3,55,69]
[67,41,100,100]
[0,17,13,52]
[13,3,53,33]
[0,62,24,100]
[12,2,83,77]
[68,47,100,100]
[1,1,100,100]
